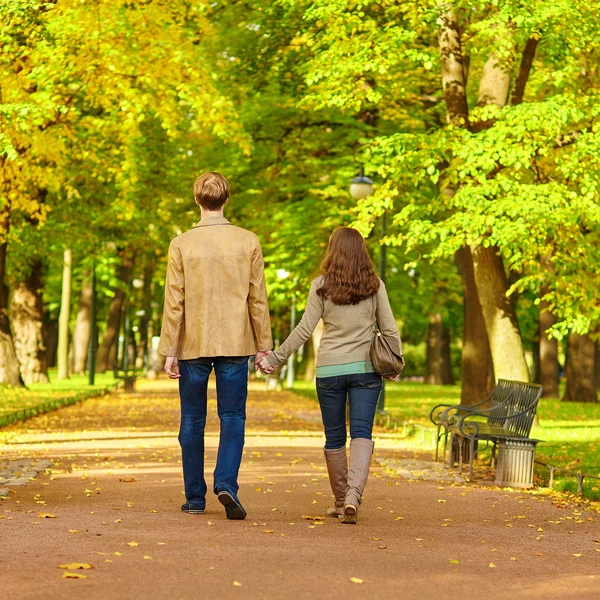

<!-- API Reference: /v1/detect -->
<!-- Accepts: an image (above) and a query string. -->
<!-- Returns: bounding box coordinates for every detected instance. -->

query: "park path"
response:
[1,379,599,600]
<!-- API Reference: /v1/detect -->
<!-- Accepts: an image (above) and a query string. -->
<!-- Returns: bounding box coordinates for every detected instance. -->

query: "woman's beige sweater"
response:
[266,276,401,368]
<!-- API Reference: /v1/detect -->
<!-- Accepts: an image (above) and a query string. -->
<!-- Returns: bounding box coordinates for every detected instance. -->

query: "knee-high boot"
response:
[341,438,374,524]
[323,447,348,517]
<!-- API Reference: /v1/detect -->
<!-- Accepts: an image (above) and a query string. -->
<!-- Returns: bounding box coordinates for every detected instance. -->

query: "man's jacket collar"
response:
[194,216,231,228]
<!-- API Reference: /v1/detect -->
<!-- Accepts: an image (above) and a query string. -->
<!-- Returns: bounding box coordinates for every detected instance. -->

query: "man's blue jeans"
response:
[316,372,382,449]
[178,356,249,505]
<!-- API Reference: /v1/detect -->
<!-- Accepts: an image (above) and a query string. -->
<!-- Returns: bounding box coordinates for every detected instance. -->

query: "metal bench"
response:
[432,380,543,485]
[430,379,517,462]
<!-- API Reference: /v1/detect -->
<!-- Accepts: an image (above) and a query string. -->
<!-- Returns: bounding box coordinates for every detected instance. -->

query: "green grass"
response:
[0,370,117,418]
[290,379,600,498]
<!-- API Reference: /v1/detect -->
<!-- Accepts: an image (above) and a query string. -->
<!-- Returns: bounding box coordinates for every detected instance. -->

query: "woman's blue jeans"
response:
[316,372,382,449]
[178,357,249,505]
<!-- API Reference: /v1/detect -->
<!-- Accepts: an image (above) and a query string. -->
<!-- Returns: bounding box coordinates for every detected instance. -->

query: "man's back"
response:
[158,215,272,359]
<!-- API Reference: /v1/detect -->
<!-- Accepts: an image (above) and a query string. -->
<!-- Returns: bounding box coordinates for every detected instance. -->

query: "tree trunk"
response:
[11,260,49,385]
[96,251,133,373]
[57,247,72,380]
[563,334,597,403]
[470,244,530,382]
[45,318,58,368]
[425,313,443,385]
[539,294,559,397]
[595,341,600,391]
[456,248,495,404]
[136,258,154,369]
[72,275,92,375]
[0,207,24,386]
[440,325,455,385]
[437,7,469,127]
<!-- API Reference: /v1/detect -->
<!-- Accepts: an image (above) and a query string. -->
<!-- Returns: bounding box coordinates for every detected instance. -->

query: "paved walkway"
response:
[1,380,599,599]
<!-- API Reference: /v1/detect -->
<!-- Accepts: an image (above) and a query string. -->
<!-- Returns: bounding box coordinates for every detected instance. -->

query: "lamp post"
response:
[350,166,386,412]
[87,259,97,386]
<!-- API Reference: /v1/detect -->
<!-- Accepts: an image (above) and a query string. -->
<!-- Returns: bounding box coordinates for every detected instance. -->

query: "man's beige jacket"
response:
[158,216,273,359]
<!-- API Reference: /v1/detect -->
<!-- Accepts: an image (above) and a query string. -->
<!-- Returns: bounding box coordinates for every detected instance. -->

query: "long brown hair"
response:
[317,227,380,305]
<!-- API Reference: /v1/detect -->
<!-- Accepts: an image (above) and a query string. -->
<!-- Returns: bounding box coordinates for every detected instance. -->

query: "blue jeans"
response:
[316,372,382,449]
[178,356,249,504]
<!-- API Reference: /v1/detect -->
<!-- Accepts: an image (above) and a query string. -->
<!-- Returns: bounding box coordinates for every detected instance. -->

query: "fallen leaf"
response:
[68,530,78,533]
[489,563,496,568]
[62,572,87,579]
[573,554,582,557]
[449,559,459,565]
[119,477,136,483]
[372,537,382,541]
[350,577,364,584]
[58,563,93,570]
[143,555,152,560]
[127,541,139,547]
[37,513,56,519]
[263,530,274,534]
[378,545,387,549]
[233,581,242,587]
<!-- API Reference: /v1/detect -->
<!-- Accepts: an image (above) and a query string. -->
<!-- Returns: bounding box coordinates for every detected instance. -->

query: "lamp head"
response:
[350,167,374,200]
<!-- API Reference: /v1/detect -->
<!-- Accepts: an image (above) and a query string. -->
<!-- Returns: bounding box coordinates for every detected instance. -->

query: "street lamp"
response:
[349,167,387,413]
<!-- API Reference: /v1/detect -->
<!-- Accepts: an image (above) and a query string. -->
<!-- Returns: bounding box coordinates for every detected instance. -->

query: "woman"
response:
[257,227,402,524]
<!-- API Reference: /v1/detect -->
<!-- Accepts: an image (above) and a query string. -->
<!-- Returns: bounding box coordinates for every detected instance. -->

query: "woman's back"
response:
[266,275,400,370]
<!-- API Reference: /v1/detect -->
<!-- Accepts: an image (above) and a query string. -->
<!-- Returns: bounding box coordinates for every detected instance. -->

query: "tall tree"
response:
[563,334,597,403]
[11,259,48,384]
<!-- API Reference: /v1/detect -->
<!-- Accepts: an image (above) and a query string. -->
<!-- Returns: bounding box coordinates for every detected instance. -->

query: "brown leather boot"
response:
[341,438,374,524]
[323,447,348,517]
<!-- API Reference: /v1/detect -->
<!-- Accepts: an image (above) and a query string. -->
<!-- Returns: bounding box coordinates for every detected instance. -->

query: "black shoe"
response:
[216,489,246,520]
[181,502,205,515]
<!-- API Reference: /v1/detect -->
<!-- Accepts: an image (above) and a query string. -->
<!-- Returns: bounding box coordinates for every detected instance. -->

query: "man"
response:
[158,172,272,520]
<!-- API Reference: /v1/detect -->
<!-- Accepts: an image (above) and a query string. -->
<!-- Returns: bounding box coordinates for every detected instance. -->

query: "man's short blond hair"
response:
[193,172,229,211]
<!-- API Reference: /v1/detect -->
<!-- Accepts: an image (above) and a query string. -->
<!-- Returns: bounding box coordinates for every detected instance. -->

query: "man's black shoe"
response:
[181,502,205,515]
[216,488,246,520]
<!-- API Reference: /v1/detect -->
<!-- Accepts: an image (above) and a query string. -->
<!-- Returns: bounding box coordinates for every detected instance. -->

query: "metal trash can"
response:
[495,439,540,489]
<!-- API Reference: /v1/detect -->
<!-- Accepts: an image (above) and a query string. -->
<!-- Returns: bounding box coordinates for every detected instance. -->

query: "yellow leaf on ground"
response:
[37,513,56,518]
[372,537,382,541]
[58,563,93,570]
[449,559,459,565]
[119,477,136,482]
[143,555,152,560]
[573,554,582,557]
[62,572,87,579]
[350,577,364,584]
[233,581,242,587]
[68,530,78,533]
[127,541,139,547]
[263,530,274,534]
[489,563,496,568]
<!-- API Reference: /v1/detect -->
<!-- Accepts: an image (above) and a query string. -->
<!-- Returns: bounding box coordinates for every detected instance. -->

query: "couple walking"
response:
[158,172,402,524]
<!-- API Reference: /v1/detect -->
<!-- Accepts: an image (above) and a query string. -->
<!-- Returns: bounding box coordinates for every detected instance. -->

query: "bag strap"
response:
[372,293,379,332]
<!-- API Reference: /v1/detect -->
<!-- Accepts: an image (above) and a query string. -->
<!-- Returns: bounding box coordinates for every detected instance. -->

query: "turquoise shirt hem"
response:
[316,360,375,378]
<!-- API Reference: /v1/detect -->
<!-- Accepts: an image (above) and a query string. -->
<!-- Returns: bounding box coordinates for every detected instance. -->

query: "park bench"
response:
[430,380,543,486]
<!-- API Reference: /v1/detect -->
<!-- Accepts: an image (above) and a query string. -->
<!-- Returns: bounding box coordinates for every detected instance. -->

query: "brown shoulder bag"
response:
[369,295,405,378]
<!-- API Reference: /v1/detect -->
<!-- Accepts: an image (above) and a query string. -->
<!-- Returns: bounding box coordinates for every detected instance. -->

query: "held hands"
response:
[387,374,400,382]
[164,356,180,379]
[255,350,275,375]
